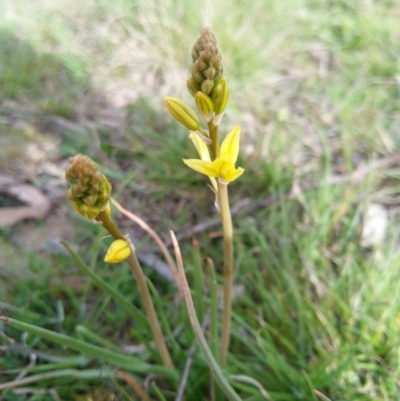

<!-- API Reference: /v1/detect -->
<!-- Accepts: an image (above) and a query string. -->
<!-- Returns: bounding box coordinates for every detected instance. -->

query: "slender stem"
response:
[206,257,222,401]
[96,211,174,369]
[127,252,174,368]
[208,121,220,160]
[95,211,125,240]
[217,181,233,367]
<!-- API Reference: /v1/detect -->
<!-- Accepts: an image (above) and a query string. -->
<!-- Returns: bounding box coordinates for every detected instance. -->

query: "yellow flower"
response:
[104,239,131,264]
[188,131,218,191]
[184,126,244,183]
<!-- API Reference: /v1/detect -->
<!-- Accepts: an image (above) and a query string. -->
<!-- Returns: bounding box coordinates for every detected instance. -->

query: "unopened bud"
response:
[211,83,223,105]
[164,97,201,131]
[65,154,112,221]
[190,28,223,97]
[195,92,215,123]
[201,79,214,95]
[104,239,132,264]
[187,77,200,97]
[213,77,229,126]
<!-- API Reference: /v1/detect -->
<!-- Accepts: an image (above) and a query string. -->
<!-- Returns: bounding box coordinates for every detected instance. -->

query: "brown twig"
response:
[115,370,154,401]
[110,197,181,294]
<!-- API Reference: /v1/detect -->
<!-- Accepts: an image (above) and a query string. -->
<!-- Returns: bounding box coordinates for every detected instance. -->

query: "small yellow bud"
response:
[164,97,201,131]
[211,83,223,105]
[104,239,131,264]
[195,92,215,123]
[213,77,229,126]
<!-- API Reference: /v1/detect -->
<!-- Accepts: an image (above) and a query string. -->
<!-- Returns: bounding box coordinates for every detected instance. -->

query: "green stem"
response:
[208,121,220,160]
[96,211,174,369]
[217,181,234,367]
[96,210,125,240]
[127,252,174,369]
[0,316,176,380]
[207,257,222,401]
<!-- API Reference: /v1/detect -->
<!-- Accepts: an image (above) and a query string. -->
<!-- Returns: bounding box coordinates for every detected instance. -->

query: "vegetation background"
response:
[1,0,400,400]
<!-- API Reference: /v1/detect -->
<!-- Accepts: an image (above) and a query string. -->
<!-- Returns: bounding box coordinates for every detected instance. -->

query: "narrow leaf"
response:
[170,231,242,401]
[0,316,177,380]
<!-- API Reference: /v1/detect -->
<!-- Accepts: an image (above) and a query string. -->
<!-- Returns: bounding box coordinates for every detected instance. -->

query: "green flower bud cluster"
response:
[65,154,112,220]
[165,28,229,128]
[188,27,223,97]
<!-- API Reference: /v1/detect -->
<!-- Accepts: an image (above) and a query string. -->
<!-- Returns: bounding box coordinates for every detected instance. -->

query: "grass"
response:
[1,0,400,400]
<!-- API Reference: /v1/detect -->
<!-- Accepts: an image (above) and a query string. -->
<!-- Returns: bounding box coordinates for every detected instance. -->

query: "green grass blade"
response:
[171,231,242,401]
[0,369,117,390]
[0,316,177,380]
[145,277,181,355]
[61,241,160,362]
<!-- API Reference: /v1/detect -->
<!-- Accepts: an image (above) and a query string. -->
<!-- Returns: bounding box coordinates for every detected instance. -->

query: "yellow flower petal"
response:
[215,155,245,182]
[221,166,245,182]
[188,132,211,162]
[104,239,131,264]
[184,156,244,183]
[183,159,219,177]
[220,126,241,163]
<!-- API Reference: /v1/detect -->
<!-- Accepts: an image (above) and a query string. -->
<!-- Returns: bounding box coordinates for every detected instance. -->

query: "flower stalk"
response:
[165,27,243,369]
[65,155,174,369]
[217,181,234,367]
[208,120,220,160]
[96,210,174,369]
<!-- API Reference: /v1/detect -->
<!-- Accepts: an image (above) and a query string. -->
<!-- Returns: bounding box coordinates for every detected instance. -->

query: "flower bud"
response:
[195,92,215,123]
[65,155,112,221]
[211,83,223,105]
[201,79,214,95]
[104,239,131,264]
[213,77,229,126]
[187,77,200,97]
[164,97,201,131]
[190,28,223,97]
